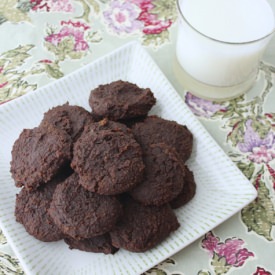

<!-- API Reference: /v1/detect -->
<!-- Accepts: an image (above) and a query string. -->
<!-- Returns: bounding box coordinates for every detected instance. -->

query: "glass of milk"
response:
[175,0,275,100]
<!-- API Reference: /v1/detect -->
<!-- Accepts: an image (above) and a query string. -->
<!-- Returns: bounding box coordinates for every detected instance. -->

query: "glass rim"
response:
[176,0,275,45]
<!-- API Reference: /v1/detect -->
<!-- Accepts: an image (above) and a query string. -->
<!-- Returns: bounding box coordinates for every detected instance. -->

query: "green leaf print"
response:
[5,44,33,55]
[242,175,275,241]
[0,14,7,25]
[237,161,255,180]
[143,258,179,275]
[211,253,231,275]
[163,258,175,265]
[0,80,37,102]
[197,271,212,275]
[45,37,76,62]
[76,0,100,22]
[142,30,170,47]
[227,120,246,146]
[45,34,89,62]
[57,38,76,60]
[86,0,100,13]
[152,0,177,21]
[0,0,30,24]
[86,31,103,44]
[250,119,272,140]
[67,50,85,60]
[44,63,64,79]
[144,269,168,275]
[5,51,29,62]
[17,0,34,13]
[0,252,24,275]
[0,44,38,103]
[0,229,7,245]
[1,45,34,70]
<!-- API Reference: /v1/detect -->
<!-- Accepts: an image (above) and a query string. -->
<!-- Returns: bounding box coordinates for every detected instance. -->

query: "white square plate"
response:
[0,42,257,275]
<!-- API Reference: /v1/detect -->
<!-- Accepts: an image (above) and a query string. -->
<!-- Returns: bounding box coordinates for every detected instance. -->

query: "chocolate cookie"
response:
[71,122,144,195]
[170,166,196,209]
[132,116,193,163]
[15,169,71,242]
[88,118,133,137]
[110,198,180,252]
[49,173,122,239]
[41,103,95,141]
[64,234,118,254]
[119,115,147,128]
[10,124,72,190]
[130,143,185,206]
[89,80,156,121]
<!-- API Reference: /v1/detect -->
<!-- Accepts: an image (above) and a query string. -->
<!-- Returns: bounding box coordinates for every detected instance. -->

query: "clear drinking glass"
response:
[175,0,275,101]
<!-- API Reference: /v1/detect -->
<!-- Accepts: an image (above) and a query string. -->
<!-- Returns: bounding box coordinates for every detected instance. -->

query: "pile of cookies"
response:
[11,80,196,254]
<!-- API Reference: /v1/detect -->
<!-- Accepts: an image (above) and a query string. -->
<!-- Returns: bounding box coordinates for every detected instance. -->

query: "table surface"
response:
[0,1,275,274]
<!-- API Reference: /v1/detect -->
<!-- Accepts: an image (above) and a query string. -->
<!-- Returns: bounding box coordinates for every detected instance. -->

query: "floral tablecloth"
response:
[0,1,275,274]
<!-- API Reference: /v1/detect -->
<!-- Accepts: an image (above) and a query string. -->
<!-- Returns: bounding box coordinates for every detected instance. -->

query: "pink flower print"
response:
[59,26,89,51]
[185,92,227,118]
[202,232,254,270]
[266,163,275,190]
[130,0,154,11]
[104,1,143,34]
[0,67,8,89]
[0,81,8,89]
[31,0,50,11]
[253,267,273,275]
[61,20,90,31]
[45,20,90,52]
[138,11,172,34]
[74,40,89,51]
[234,248,254,267]
[135,0,172,35]
[215,239,254,267]
[48,0,73,12]
[45,33,61,46]
[238,120,275,164]
[201,231,219,254]
[30,0,73,12]
[39,59,53,64]
[248,145,275,164]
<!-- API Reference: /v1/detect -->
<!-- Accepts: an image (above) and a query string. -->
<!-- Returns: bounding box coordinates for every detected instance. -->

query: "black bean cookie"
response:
[10,124,72,190]
[170,166,196,209]
[119,115,147,128]
[130,143,185,206]
[87,118,133,137]
[41,103,95,141]
[71,122,144,195]
[64,234,118,254]
[89,80,156,121]
[49,173,122,239]
[15,169,72,242]
[132,116,193,163]
[110,198,180,252]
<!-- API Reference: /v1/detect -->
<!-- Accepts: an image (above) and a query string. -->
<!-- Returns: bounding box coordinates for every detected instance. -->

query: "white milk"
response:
[176,0,275,87]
